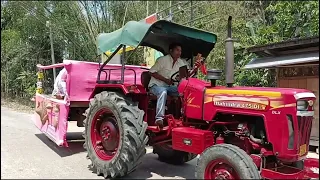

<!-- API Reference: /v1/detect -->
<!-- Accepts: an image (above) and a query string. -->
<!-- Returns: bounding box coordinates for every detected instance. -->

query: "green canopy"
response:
[97,20,217,59]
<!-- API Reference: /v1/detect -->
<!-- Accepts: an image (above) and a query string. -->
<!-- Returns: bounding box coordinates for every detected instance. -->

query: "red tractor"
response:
[78,17,319,179]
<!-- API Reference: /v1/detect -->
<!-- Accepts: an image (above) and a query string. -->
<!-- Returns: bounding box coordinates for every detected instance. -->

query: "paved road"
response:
[1,106,197,179]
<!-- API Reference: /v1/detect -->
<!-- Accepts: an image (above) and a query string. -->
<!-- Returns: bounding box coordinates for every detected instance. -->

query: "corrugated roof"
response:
[247,36,319,55]
[244,52,319,69]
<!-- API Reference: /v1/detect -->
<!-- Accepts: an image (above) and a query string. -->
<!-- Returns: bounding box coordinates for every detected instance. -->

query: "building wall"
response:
[277,64,319,143]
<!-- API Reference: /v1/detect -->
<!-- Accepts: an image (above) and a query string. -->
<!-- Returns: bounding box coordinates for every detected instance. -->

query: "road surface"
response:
[1,106,196,179]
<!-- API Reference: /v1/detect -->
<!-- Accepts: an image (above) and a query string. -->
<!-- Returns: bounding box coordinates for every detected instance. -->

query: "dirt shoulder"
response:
[1,98,34,114]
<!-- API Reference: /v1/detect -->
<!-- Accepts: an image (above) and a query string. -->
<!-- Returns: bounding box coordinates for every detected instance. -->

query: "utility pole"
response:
[169,1,172,21]
[156,1,159,13]
[190,0,193,26]
[144,1,149,66]
[46,21,56,82]
[146,1,149,16]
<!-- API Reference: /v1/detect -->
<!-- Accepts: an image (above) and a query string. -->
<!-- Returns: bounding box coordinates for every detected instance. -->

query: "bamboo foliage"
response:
[1,1,318,103]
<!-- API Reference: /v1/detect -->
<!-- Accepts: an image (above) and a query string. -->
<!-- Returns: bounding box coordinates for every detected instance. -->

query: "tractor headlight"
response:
[308,100,314,107]
[297,100,308,111]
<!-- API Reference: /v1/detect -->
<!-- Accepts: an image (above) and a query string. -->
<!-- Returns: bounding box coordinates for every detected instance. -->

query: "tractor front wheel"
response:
[83,91,148,178]
[153,143,197,165]
[195,144,261,179]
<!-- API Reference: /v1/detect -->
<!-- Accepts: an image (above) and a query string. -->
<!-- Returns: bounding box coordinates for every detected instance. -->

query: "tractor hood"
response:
[204,85,313,99]
[178,78,316,107]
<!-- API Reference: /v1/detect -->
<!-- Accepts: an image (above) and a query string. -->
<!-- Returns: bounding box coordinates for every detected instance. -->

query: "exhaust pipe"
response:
[225,16,234,88]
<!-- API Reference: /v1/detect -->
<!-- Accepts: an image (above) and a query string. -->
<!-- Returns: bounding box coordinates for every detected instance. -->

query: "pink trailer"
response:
[33,60,148,147]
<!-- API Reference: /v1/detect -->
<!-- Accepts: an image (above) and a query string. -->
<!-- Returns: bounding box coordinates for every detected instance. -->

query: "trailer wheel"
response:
[83,91,148,179]
[153,143,197,165]
[195,144,261,179]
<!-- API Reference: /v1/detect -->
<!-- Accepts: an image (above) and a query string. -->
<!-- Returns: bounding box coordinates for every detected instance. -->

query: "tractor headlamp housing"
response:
[297,100,308,111]
[297,99,314,111]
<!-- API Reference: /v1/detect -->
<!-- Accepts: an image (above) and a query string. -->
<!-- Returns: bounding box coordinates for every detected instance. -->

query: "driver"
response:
[148,43,189,128]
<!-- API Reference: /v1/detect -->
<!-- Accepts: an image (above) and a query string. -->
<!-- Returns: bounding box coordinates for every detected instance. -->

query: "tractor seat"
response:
[141,71,178,101]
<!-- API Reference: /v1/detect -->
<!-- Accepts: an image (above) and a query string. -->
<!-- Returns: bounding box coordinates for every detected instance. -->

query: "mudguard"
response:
[304,158,319,179]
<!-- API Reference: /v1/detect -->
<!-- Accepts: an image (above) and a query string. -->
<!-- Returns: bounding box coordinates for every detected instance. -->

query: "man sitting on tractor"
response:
[148,43,189,128]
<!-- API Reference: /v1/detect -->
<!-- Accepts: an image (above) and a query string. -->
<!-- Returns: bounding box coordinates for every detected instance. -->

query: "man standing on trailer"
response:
[148,43,189,128]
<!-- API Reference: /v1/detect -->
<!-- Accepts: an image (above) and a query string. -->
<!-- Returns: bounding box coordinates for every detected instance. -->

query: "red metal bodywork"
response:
[177,78,315,160]
[304,158,320,179]
[172,127,214,154]
[175,77,318,179]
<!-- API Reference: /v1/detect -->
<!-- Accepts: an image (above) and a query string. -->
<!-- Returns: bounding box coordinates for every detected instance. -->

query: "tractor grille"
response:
[297,115,313,148]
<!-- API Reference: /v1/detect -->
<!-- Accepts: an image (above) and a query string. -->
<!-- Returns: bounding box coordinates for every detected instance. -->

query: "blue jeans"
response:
[149,85,179,122]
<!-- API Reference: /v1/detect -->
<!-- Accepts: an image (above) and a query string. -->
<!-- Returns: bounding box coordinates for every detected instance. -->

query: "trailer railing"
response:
[97,68,137,85]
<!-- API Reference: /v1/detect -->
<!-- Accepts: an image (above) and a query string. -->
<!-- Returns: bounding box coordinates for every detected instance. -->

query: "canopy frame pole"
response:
[121,45,126,83]
[97,45,123,83]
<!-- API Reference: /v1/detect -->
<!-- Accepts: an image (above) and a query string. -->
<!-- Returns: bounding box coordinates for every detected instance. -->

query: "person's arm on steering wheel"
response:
[149,58,172,85]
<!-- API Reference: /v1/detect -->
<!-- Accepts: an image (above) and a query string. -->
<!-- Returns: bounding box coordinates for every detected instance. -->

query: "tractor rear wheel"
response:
[195,144,261,179]
[153,143,197,165]
[83,91,148,179]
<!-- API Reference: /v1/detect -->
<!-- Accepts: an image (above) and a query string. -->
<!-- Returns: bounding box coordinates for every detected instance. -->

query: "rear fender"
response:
[304,158,319,179]
[89,84,148,100]
[89,84,129,99]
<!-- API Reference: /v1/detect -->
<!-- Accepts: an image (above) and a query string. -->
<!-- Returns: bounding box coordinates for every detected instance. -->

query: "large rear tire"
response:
[195,144,261,179]
[83,91,148,179]
[153,143,197,165]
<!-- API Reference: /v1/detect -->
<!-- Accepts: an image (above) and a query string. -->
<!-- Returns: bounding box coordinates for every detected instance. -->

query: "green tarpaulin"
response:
[97,21,150,55]
[97,20,217,58]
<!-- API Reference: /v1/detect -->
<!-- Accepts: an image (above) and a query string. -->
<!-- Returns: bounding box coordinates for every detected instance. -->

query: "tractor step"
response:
[147,126,169,133]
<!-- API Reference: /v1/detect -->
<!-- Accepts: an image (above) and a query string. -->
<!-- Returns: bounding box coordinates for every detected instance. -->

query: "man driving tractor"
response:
[148,43,204,128]
[148,43,188,128]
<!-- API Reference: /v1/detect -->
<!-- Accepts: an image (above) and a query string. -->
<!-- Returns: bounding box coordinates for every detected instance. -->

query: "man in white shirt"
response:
[52,68,68,100]
[148,43,189,128]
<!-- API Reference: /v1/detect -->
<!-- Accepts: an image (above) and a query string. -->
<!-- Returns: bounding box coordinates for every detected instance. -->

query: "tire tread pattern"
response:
[195,144,261,179]
[83,91,148,179]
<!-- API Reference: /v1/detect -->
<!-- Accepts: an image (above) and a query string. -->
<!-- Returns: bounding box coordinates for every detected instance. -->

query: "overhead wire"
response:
[192,17,223,28]
[174,1,207,15]
[161,1,210,26]
[181,11,217,26]
[162,1,193,19]
[156,1,184,16]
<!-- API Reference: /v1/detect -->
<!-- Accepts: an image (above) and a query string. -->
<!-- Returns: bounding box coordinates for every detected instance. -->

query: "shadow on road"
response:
[122,151,196,179]
[35,132,86,157]
[35,132,195,179]
[90,152,195,179]
[87,149,195,179]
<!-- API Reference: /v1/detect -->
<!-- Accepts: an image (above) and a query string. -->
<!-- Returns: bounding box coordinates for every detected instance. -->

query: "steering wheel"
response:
[170,71,180,83]
[170,54,205,83]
